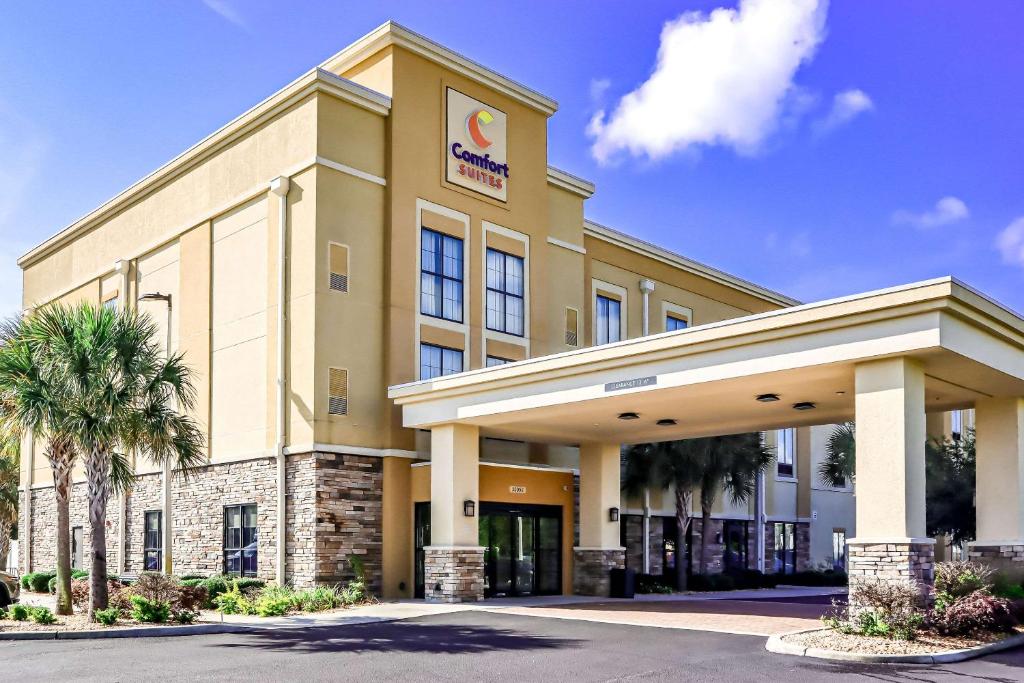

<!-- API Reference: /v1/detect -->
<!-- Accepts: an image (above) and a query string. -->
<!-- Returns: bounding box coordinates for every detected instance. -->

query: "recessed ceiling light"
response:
[656,419,677,426]
[756,394,780,402]
[793,402,816,411]
[835,391,846,395]
[618,412,640,420]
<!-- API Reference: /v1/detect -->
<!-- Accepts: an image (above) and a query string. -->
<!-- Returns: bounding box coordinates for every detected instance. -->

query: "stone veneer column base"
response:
[573,547,625,597]
[424,547,484,603]
[968,542,1024,580]
[847,539,935,607]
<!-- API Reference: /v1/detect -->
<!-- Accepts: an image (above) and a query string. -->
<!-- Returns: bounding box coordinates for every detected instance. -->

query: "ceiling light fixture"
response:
[656,419,677,426]
[793,402,816,411]
[756,394,780,402]
[617,412,640,420]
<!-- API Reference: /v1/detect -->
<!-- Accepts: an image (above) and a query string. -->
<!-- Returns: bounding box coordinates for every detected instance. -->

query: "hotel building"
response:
[18,23,1013,603]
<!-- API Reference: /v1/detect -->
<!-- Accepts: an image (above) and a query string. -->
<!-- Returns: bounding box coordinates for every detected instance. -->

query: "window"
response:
[951,409,963,440]
[420,343,463,380]
[103,296,118,310]
[565,307,579,346]
[723,520,748,571]
[773,522,796,574]
[832,529,847,571]
[224,504,258,577]
[666,314,688,332]
[486,356,512,368]
[485,248,525,336]
[420,228,464,322]
[329,243,349,292]
[776,428,796,478]
[144,511,162,571]
[72,526,84,571]
[595,295,621,345]
[328,368,348,415]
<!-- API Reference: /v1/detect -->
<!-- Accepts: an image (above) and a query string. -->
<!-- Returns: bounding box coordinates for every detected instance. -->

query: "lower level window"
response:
[832,529,847,570]
[773,522,796,574]
[420,343,463,380]
[486,355,513,367]
[224,504,258,577]
[144,510,163,571]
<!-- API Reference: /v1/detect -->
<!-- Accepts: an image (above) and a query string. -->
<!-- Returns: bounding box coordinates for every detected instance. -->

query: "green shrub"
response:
[991,575,1024,601]
[48,576,58,594]
[29,606,57,625]
[636,574,673,594]
[178,574,207,581]
[214,583,255,615]
[255,594,292,617]
[19,574,31,590]
[171,609,198,624]
[180,578,203,588]
[9,604,29,621]
[130,595,170,624]
[935,561,993,608]
[341,580,367,605]
[933,590,1018,636]
[71,569,89,580]
[28,572,56,593]
[233,578,266,593]
[94,607,119,626]
[824,580,924,641]
[199,576,230,607]
[0,606,7,620]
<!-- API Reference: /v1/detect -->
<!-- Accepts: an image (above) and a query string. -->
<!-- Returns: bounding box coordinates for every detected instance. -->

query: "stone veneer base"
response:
[573,548,625,597]
[968,542,1024,580]
[423,547,485,603]
[847,540,935,607]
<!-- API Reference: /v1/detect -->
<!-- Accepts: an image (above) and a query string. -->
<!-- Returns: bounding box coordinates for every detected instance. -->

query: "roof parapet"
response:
[547,166,595,198]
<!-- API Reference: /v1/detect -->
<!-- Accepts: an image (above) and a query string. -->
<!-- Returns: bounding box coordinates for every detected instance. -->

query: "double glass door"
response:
[413,502,562,599]
[479,503,561,598]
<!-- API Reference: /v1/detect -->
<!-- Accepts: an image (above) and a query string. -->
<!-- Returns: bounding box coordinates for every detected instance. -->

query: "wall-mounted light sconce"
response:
[463,499,476,517]
[609,507,620,522]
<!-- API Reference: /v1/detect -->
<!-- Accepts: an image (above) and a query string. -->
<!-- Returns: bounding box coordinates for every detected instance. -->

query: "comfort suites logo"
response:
[446,88,509,202]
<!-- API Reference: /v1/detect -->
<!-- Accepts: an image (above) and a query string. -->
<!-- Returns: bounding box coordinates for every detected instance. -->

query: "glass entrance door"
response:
[414,502,563,599]
[480,503,562,598]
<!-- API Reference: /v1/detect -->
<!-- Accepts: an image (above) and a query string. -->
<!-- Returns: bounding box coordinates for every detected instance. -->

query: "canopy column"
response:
[848,357,934,604]
[425,423,483,602]
[969,398,1024,578]
[574,441,624,596]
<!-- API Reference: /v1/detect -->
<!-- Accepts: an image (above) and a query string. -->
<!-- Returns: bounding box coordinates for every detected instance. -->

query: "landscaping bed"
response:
[779,625,1021,656]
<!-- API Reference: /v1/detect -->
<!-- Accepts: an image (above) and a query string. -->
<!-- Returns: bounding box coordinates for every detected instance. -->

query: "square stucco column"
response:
[969,398,1024,578]
[425,423,483,603]
[574,442,624,596]
[849,358,934,604]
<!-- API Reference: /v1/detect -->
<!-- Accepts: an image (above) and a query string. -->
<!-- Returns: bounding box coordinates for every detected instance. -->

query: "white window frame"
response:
[661,300,693,332]
[482,222,529,365]
[591,279,627,345]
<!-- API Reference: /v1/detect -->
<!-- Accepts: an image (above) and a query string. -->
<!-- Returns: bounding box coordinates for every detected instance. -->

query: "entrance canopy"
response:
[389,278,1024,445]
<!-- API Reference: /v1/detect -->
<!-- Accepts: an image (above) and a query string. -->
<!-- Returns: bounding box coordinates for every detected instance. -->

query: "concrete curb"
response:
[0,623,251,641]
[765,627,1024,664]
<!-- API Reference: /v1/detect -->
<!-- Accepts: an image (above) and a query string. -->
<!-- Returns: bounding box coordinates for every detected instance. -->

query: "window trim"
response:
[420,227,465,324]
[223,503,258,578]
[485,355,514,367]
[484,247,526,337]
[772,521,798,575]
[564,306,580,347]
[419,342,465,380]
[143,509,163,572]
[591,279,627,345]
[661,301,693,332]
[775,428,797,481]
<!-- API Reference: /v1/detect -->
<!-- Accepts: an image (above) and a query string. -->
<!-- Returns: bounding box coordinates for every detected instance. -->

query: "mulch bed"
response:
[0,610,221,632]
[782,626,1022,655]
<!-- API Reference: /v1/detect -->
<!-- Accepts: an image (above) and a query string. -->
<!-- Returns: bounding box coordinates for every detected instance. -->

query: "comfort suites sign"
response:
[446,87,509,202]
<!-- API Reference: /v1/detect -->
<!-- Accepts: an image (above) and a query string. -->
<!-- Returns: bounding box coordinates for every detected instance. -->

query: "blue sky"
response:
[2,1,1022,317]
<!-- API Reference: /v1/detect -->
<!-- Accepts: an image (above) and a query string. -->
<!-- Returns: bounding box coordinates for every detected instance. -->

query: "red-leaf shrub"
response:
[934,590,1018,636]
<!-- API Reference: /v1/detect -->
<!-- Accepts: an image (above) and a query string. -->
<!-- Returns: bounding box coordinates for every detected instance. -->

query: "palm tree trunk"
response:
[48,443,74,616]
[0,518,10,571]
[699,501,712,575]
[674,487,691,591]
[84,445,111,619]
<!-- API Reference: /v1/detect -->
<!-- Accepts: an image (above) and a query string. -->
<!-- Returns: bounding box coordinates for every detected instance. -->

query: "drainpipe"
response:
[269,176,290,586]
[755,471,766,573]
[639,278,655,575]
[114,259,130,575]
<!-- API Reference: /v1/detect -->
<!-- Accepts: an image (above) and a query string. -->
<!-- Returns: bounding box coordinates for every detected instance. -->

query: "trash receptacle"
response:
[610,567,636,598]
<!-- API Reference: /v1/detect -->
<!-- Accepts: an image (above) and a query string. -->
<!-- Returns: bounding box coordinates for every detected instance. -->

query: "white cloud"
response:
[588,0,828,164]
[891,196,970,229]
[996,216,1024,269]
[813,88,873,135]
[202,0,250,30]
[589,78,611,105]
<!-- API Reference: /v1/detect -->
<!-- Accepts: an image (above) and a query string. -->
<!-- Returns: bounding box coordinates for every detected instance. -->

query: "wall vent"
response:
[565,307,579,346]
[329,243,349,292]
[328,367,348,415]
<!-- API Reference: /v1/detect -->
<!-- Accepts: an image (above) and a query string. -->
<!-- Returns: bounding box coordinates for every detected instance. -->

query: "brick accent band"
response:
[424,547,484,603]
[573,548,625,597]
[848,540,934,606]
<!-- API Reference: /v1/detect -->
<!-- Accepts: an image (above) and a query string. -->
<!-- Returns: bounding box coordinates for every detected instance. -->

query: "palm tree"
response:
[0,317,78,615]
[818,422,855,488]
[0,435,18,571]
[26,303,206,618]
[623,440,704,590]
[693,433,774,574]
